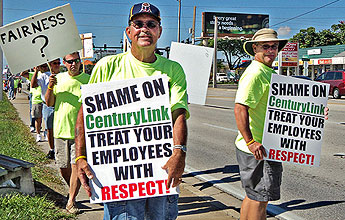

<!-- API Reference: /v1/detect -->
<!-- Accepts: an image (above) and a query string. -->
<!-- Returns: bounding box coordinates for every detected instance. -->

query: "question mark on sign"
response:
[32,35,49,57]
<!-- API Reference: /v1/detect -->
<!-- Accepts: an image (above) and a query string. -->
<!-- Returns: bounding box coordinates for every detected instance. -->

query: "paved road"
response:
[186,87,345,220]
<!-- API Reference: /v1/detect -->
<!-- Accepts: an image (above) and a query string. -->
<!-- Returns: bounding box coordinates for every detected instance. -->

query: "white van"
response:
[216,73,228,82]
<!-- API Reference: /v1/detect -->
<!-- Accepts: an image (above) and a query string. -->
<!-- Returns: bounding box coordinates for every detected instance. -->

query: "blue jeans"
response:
[42,104,54,129]
[8,86,14,99]
[103,195,179,220]
[29,93,35,127]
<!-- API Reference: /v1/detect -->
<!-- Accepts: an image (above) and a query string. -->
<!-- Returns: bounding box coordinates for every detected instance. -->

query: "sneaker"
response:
[46,150,55,159]
[36,134,42,142]
[30,127,35,132]
[66,202,80,214]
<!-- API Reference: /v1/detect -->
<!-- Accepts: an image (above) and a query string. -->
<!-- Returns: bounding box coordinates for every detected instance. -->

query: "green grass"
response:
[0,193,71,220]
[0,92,74,219]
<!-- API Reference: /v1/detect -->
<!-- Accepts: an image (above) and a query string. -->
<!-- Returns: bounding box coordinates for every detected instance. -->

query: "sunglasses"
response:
[131,20,159,29]
[64,58,80,64]
[51,61,61,65]
[257,44,279,50]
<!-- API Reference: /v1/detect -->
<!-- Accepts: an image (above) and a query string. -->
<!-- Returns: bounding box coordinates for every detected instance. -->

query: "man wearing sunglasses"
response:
[234,29,288,219]
[31,58,61,159]
[75,2,189,219]
[45,52,90,214]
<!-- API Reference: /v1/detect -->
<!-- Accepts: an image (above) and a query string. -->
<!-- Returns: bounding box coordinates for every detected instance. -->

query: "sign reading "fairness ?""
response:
[0,4,82,74]
[262,75,329,167]
[81,75,177,204]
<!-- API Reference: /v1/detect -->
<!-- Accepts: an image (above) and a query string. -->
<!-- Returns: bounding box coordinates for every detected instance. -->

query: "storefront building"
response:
[298,44,345,79]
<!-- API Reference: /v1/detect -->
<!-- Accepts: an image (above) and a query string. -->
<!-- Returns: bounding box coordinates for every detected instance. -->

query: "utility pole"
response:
[0,0,3,101]
[212,17,218,88]
[192,6,196,45]
[177,0,181,42]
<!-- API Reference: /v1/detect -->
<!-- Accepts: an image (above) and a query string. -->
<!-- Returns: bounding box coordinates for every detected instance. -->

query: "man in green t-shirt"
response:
[75,2,189,219]
[21,67,45,140]
[45,52,90,214]
[234,29,288,219]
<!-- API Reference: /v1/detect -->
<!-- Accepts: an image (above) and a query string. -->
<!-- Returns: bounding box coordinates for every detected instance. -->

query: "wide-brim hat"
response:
[129,2,161,23]
[243,28,288,57]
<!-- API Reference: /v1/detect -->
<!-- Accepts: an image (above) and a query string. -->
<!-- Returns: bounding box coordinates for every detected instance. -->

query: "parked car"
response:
[216,73,228,83]
[315,70,345,99]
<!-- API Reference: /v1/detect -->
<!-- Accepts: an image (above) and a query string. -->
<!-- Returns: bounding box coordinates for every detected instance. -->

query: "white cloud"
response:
[277,26,291,36]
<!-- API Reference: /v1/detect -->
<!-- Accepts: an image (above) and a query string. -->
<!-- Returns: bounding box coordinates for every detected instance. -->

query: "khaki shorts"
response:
[236,148,283,202]
[31,103,42,118]
[55,139,76,169]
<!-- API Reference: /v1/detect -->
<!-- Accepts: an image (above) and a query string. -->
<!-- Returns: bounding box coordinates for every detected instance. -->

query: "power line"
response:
[5,7,345,21]
[271,0,341,27]
[56,0,345,9]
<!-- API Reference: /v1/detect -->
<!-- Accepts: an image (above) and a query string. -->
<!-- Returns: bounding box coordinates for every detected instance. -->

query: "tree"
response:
[207,38,248,70]
[290,21,345,48]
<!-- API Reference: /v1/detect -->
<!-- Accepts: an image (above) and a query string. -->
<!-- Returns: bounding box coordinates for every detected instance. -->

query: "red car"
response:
[315,70,345,99]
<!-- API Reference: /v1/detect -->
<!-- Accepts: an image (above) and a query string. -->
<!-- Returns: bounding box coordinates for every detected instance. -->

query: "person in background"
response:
[21,69,42,133]
[7,74,15,100]
[31,58,61,159]
[13,76,20,98]
[45,52,89,214]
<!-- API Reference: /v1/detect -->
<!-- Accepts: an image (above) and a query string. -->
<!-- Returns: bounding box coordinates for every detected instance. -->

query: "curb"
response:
[184,165,305,220]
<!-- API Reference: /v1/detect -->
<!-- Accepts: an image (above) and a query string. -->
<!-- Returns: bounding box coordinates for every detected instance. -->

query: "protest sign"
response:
[0,4,82,74]
[262,74,329,167]
[169,42,214,105]
[81,75,177,203]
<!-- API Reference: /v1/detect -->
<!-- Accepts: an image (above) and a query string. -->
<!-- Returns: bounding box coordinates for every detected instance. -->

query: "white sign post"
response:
[169,42,214,105]
[79,32,93,73]
[0,4,82,73]
[81,75,178,203]
[80,33,93,59]
[262,75,329,167]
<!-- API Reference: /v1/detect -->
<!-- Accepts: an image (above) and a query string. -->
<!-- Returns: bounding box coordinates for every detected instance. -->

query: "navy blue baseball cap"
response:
[129,2,161,23]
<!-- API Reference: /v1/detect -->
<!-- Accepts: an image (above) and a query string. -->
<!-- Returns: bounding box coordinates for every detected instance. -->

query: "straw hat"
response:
[243,28,288,57]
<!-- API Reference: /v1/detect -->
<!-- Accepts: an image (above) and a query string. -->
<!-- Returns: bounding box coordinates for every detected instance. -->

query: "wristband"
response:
[48,86,54,91]
[75,155,87,163]
[246,139,255,146]
[173,145,187,152]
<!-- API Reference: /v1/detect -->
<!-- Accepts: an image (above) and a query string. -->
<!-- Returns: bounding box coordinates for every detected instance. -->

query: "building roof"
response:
[298,44,345,59]
[82,60,95,65]
[334,50,345,57]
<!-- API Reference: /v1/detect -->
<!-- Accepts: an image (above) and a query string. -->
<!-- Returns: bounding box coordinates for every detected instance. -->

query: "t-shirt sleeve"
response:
[89,57,111,84]
[235,70,265,109]
[169,63,190,119]
[37,75,43,88]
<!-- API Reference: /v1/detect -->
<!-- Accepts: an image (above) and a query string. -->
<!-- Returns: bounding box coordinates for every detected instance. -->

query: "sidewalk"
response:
[10,90,241,220]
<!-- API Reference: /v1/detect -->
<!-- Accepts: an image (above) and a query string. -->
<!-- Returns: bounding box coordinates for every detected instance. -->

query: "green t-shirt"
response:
[235,60,275,154]
[89,51,189,118]
[53,71,90,139]
[28,72,43,104]
[14,78,20,88]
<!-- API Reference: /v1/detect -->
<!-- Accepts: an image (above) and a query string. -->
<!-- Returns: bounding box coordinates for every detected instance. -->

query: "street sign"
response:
[280,42,299,67]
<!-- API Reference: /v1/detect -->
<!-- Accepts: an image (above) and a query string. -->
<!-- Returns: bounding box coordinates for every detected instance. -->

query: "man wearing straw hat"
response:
[234,28,288,219]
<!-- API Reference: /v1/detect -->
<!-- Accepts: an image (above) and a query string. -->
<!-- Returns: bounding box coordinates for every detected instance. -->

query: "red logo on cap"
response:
[140,2,152,13]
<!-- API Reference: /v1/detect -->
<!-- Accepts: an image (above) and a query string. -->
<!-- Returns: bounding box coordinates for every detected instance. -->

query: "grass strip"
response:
[0,93,74,219]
